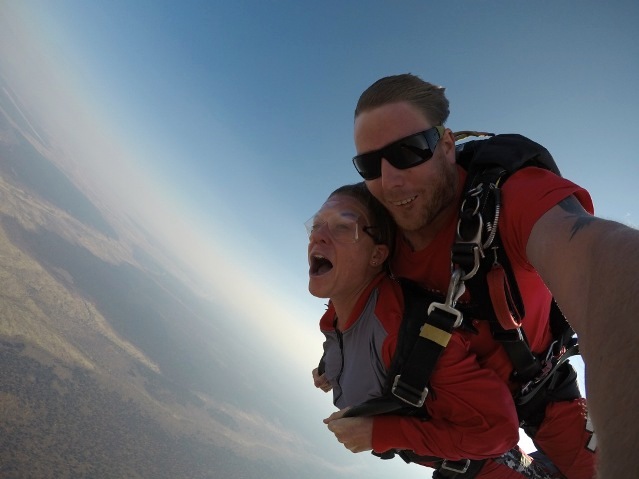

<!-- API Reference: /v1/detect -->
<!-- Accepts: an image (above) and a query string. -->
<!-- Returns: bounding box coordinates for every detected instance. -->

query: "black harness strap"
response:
[391,275,464,407]
[398,447,556,479]
[433,458,487,479]
[343,278,474,418]
[454,135,570,384]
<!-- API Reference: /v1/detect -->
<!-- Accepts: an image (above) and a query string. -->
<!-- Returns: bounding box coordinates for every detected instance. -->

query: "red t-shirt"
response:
[391,166,593,384]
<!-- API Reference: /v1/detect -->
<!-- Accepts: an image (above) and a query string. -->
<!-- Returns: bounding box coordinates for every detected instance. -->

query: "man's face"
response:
[353,101,458,240]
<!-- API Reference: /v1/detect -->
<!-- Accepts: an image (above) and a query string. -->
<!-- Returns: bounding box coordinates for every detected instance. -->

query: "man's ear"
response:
[442,128,457,164]
[371,244,389,266]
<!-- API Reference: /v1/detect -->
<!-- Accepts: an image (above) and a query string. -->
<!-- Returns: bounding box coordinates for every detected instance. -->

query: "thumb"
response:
[323,406,352,424]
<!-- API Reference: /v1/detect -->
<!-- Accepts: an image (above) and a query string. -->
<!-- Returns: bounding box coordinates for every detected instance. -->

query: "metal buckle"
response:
[492,327,524,343]
[441,459,471,474]
[426,269,465,328]
[427,302,463,329]
[456,184,486,281]
[391,375,429,407]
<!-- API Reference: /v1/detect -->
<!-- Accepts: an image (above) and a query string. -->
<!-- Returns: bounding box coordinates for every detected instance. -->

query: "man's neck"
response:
[402,200,458,251]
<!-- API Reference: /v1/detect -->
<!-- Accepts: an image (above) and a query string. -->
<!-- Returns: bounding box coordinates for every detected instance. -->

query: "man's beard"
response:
[396,159,458,234]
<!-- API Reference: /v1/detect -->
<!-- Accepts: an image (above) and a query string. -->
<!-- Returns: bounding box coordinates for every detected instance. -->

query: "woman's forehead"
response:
[318,194,368,217]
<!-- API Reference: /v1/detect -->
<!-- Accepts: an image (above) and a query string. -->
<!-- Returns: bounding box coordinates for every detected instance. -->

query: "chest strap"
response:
[390,271,467,408]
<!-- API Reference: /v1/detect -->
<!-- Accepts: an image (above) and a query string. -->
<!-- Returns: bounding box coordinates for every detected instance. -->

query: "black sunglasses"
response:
[352,125,445,180]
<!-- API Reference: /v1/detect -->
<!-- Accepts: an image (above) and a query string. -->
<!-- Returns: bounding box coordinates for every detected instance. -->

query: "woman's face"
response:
[307,194,387,301]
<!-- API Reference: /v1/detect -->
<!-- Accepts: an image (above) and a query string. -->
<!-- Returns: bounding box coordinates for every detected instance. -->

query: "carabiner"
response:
[445,267,466,309]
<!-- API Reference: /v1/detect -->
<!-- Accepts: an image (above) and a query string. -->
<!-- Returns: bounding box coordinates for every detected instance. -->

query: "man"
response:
[324,74,638,479]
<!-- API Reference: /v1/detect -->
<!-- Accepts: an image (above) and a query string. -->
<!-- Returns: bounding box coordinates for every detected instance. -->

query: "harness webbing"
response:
[391,274,464,407]
[454,134,577,389]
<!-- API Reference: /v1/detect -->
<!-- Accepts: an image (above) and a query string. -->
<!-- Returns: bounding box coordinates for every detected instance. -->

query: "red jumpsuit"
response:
[321,274,545,478]
[390,166,597,479]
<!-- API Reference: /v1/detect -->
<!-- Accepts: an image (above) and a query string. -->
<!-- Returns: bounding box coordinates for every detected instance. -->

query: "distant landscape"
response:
[0,75,317,478]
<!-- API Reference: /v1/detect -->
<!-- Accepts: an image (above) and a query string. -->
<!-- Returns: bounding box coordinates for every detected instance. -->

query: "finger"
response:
[323,411,339,424]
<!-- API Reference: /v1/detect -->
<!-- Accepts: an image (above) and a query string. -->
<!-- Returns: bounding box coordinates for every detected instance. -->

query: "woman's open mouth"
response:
[310,254,333,276]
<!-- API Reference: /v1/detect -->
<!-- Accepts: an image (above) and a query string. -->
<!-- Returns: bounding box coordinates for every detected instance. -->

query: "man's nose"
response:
[380,157,404,187]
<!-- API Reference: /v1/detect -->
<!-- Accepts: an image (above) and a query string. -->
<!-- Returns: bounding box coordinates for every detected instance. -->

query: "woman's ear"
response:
[371,244,389,267]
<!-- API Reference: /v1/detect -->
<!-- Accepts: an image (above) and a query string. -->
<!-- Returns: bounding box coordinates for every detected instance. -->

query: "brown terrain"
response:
[0,77,296,478]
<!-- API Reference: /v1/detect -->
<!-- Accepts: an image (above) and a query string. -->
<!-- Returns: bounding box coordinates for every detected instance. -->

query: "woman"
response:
[307,183,558,479]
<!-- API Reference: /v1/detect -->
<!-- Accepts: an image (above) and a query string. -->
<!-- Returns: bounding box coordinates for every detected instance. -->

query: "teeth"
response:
[393,196,416,206]
[313,254,325,259]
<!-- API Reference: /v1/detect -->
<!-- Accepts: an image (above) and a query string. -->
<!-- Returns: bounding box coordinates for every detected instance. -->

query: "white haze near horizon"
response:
[2,1,638,476]
[0,8,350,478]
[0,6,399,477]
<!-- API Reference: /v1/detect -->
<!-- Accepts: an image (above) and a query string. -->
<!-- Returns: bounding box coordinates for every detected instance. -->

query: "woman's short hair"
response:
[328,182,396,267]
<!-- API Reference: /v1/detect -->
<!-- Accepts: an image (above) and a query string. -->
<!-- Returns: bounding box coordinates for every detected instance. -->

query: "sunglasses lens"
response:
[352,127,442,180]
[352,145,430,180]
[352,155,381,180]
[392,144,433,169]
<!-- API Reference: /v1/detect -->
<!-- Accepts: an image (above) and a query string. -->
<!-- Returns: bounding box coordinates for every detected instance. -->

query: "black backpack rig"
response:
[451,132,581,431]
[321,132,582,478]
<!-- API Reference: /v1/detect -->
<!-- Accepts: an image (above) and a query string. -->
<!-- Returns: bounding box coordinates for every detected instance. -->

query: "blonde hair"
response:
[354,73,450,126]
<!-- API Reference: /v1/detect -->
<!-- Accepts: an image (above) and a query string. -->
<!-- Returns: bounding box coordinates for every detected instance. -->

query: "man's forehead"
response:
[354,101,432,153]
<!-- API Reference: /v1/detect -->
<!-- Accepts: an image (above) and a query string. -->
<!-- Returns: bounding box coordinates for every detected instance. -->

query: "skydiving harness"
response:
[341,133,582,479]
[451,132,580,422]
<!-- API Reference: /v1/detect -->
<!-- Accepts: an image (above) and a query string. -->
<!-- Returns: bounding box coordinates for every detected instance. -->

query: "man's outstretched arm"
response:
[527,196,639,479]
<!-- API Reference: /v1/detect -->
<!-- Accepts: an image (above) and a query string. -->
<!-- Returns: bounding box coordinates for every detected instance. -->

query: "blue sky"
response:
[1,1,638,477]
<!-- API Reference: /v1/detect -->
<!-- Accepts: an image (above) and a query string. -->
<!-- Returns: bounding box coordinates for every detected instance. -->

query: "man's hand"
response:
[324,408,373,453]
[312,368,332,392]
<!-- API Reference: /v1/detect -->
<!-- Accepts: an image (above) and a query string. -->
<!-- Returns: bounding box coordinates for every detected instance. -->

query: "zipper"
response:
[333,316,345,405]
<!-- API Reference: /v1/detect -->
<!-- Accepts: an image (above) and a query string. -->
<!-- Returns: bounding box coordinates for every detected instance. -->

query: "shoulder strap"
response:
[389,276,481,407]
[453,133,574,383]
[456,133,560,177]
[344,278,476,418]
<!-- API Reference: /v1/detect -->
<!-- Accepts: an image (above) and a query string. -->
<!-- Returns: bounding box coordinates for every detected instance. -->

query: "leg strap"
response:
[518,361,581,438]
[433,458,486,479]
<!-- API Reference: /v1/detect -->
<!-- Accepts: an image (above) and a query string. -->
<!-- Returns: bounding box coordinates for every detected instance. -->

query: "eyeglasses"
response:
[352,125,445,180]
[305,211,376,244]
